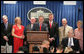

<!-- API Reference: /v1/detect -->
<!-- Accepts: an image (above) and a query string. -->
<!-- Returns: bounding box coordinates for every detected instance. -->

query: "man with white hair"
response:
[24,17,36,41]
[61,29,80,52]
[25,17,36,31]
[59,18,73,44]
[24,17,36,52]
[1,15,13,53]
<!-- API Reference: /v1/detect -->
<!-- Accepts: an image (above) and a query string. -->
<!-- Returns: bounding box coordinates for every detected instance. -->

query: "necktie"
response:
[63,27,65,37]
[70,38,71,47]
[31,24,33,29]
[70,38,74,46]
[5,24,7,30]
[40,24,41,31]
[50,22,52,29]
[68,38,71,47]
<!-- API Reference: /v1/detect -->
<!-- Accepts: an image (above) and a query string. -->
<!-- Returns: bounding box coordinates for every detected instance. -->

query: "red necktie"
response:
[40,24,41,31]
[50,22,52,29]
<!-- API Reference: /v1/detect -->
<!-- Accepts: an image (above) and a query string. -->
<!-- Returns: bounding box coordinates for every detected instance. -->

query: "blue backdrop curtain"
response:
[1,1,83,45]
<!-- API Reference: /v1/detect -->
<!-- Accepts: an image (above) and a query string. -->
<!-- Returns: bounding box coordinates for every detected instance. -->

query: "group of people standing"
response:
[1,13,83,53]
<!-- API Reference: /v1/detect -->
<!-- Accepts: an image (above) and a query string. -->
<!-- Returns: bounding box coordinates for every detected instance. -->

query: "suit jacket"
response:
[32,22,48,31]
[59,25,73,44]
[1,23,13,46]
[45,21,59,47]
[24,24,33,42]
[25,24,33,31]
[45,21,59,39]
[61,37,80,51]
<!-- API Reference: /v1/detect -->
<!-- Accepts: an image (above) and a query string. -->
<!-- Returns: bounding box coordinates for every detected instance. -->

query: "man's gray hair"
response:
[62,18,67,21]
[31,17,36,20]
[2,15,8,19]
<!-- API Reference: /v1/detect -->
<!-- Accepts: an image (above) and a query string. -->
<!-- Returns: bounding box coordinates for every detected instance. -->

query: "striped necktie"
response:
[63,26,65,37]
[5,23,8,30]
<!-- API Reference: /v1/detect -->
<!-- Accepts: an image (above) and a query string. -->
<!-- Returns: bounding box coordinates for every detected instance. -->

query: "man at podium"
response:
[32,16,48,31]
[23,17,36,53]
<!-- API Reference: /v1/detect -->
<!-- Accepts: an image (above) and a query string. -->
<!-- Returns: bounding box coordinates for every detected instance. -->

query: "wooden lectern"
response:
[26,31,49,53]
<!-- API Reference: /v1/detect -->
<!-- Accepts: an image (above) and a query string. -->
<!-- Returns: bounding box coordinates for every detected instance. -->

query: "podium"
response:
[26,31,49,53]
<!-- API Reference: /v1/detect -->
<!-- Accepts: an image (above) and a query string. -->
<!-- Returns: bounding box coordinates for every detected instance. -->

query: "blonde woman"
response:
[12,17,25,53]
[74,20,83,52]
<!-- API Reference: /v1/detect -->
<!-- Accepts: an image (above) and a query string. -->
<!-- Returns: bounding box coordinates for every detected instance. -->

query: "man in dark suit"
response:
[32,16,48,31]
[61,29,80,52]
[24,17,36,39]
[24,17,36,53]
[1,15,13,53]
[25,17,36,31]
[45,13,59,52]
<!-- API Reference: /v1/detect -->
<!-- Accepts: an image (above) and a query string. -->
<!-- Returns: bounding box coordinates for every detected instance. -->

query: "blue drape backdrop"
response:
[1,1,83,45]
[1,1,83,28]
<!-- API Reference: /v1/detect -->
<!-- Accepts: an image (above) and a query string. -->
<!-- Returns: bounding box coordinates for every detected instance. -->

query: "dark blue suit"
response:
[61,37,80,51]
[32,22,48,31]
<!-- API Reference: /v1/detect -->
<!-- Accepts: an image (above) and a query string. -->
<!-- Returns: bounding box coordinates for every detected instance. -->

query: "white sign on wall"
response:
[33,1,46,5]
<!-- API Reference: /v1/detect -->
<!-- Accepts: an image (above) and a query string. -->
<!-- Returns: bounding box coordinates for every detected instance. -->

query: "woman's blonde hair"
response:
[15,17,21,24]
[77,20,83,26]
